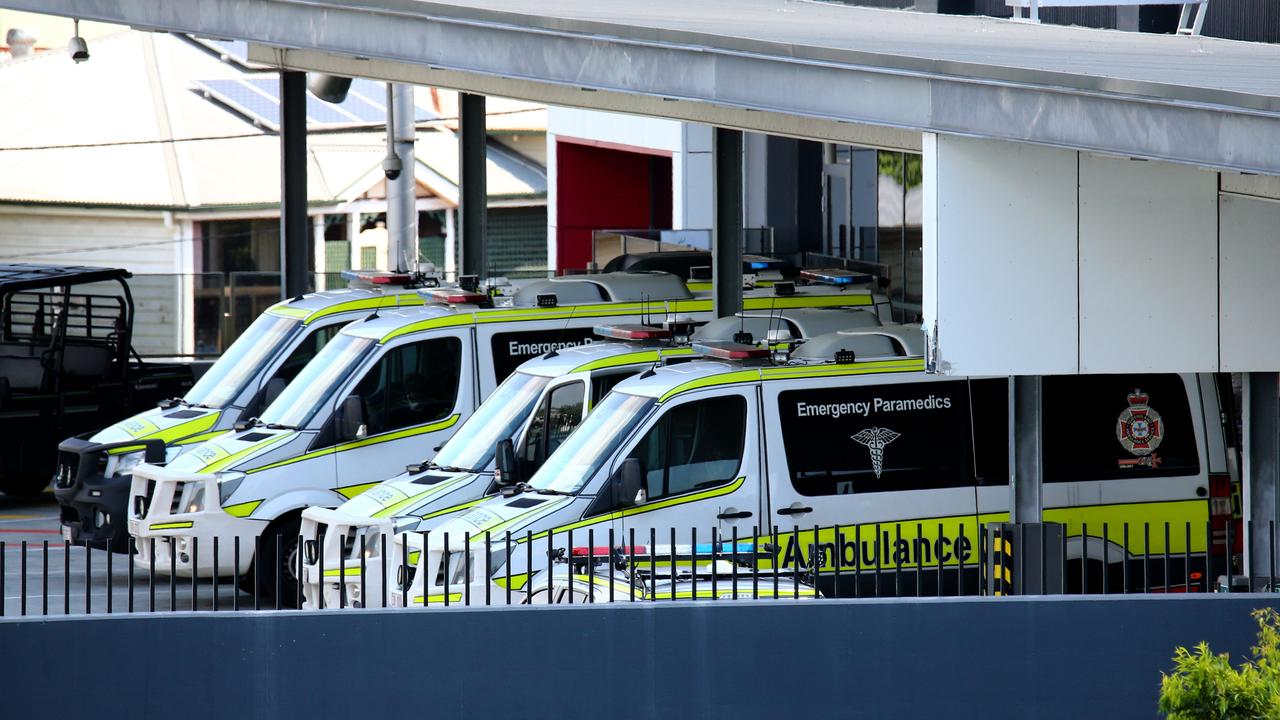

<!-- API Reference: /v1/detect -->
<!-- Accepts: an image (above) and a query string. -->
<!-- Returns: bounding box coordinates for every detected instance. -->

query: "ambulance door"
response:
[519,378,587,479]
[331,331,473,494]
[617,387,760,548]
[762,374,978,597]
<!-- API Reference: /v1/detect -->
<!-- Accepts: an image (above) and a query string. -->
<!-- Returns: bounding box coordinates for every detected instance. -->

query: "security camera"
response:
[382,154,402,181]
[69,20,88,63]
[69,36,89,63]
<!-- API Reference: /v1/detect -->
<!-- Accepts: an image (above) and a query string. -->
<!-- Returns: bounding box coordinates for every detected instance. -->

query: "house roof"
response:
[0,30,545,211]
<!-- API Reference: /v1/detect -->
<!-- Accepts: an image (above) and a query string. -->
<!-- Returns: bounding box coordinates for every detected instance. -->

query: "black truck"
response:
[0,264,194,495]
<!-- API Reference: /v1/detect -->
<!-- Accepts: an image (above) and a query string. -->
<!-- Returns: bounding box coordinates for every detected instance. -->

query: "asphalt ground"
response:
[1,491,245,616]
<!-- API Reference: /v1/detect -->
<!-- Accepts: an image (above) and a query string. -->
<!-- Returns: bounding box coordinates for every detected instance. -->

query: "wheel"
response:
[108,523,132,554]
[252,514,302,608]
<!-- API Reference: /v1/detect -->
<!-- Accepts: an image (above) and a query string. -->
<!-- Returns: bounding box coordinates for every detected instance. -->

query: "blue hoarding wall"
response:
[2,595,1275,719]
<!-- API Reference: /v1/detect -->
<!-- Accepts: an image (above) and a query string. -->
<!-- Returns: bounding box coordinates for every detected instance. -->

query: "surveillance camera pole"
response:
[385,83,417,273]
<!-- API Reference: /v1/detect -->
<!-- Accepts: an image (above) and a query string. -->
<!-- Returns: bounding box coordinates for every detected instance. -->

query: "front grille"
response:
[54,452,79,488]
[134,480,156,517]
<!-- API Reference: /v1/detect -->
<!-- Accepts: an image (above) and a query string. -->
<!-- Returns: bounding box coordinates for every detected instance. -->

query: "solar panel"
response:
[196,75,441,129]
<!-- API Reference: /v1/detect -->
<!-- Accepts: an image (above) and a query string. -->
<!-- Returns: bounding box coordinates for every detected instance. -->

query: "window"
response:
[489,328,599,384]
[521,381,586,471]
[350,336,461,437]
[778,381,972,496]
[969,378,1010,487]
[627,395,746,501]
[590,370,633,404]
[1042,374,1199,483]
[243,323,345,417]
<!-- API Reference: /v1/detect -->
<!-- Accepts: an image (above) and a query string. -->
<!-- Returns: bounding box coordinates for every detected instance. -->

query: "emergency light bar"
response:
[426,289,489,306]
[800,268,874,286]
[692,341,769,360]
[340,270,416,285]
[593,324,672,341]
[743,255,785,271]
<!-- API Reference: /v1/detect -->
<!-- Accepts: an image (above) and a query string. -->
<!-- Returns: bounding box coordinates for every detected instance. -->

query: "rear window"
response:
[1042,374,1199,482]
[778,381,973,496]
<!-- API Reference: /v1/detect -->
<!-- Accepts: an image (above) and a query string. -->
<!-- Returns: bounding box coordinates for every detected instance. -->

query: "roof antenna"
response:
[551,295,578,356]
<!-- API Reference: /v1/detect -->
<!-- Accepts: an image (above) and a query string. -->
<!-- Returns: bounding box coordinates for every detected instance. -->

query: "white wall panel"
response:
[1221,193,1280,371]
[1078,156,1218,372]
[927,135,1079,376]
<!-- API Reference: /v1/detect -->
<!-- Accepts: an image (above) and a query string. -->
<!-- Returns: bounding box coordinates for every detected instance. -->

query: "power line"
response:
[0,108,543,153]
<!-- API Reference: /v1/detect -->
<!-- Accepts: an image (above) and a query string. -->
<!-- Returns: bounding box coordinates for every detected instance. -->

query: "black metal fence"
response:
[1,519,1263,617]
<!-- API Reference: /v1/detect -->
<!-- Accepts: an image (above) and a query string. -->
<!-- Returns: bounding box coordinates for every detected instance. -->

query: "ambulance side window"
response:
[627,395,746,501]
[1042,374,1199,482]
[352,336,461,437]
[777,381,972,496]
[522,381,585,470]
[969,378,1010,487]
[590,370,632,404]
[243,323,344,417]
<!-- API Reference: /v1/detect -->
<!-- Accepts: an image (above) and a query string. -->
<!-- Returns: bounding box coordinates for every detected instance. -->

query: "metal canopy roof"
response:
[0,264,130,293]
[14,0,1280,173]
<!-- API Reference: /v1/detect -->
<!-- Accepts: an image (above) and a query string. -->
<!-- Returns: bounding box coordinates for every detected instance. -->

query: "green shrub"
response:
[1159,608,1280,719]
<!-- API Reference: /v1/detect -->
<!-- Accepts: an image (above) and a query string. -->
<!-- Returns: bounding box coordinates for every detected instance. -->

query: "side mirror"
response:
[339,394,366,440]
[613,458,644,509]
[263,376,287,407]
[494,438,521,487]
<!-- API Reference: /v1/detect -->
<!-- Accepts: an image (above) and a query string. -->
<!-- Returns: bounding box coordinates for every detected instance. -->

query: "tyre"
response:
[252,514,302,608]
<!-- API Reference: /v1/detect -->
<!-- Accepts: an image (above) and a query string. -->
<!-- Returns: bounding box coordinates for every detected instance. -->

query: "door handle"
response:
[717,510,753,520]
[776,506,813,516]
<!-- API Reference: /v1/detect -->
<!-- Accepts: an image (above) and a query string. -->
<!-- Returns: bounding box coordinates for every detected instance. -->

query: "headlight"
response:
[112,450,145,478]
[183,484,205,514]
[217,472,245,505]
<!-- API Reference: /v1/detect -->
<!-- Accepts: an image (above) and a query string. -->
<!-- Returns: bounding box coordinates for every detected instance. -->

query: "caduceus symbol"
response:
[851,428,900,479]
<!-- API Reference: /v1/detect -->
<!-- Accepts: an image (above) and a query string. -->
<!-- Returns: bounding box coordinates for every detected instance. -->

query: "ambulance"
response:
[299,307,878,609]
[54,281,426,552]
[394,325,1235,604]
[128,272,887,603]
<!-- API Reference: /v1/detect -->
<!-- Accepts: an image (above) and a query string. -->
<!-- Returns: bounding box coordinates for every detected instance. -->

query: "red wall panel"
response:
[555,140,672,271]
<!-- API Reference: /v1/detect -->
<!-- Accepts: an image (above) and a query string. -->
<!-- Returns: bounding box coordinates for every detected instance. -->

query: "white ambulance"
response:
[394,326,1235,604]
[55,282,426,552]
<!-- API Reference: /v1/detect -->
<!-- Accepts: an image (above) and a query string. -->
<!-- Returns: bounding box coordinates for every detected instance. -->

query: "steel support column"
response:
[1010,375,1043,524]
[713,127,743,319]
[387,83,417,272]
[279,70,310,299]
[459,93,487,278]
[1245,373,1279,587]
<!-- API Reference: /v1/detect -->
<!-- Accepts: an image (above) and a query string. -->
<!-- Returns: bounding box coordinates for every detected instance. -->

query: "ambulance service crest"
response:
[1116,388,1163,469]
[852,427,900,479]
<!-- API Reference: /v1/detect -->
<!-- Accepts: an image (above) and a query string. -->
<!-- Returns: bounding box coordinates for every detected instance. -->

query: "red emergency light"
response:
[691,341,769,360]
[571,546,647,556]
[594,324,672,341]
[341,270,415,285]
[426,289,489,305]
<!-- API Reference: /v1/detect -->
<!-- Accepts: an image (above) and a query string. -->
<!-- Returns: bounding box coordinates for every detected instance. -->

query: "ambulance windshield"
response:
[259,334,376,428]
[527,392,655,494]
[431,371,552,472]
[184,313,301,408]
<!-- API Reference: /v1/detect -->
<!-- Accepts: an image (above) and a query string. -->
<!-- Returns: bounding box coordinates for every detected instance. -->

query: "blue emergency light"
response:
[800,268,874,286]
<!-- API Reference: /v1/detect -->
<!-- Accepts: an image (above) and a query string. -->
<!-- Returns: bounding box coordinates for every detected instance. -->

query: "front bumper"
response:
[128,465,258,578]
[388,533,519,608]
[299,507,393,609]
[53,435,165,549]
